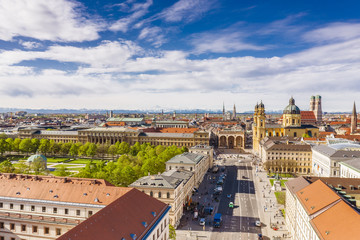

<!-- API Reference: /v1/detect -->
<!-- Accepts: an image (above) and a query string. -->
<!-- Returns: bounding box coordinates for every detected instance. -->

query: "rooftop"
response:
[296,180,340,215]
[57,188,169,240]
[310,200,360,240]
[129,175,183,189]
[285,176,311,196]
[0,173,129,206]
[166,152,205,165]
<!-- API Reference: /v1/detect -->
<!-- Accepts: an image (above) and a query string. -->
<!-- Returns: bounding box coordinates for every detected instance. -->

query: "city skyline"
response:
[0,0,359,111]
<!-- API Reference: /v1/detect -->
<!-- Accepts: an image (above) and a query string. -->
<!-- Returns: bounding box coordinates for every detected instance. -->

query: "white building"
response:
[0,174,169,240]
[312,145,360,177]
[285,177,360,240]
[340,158,360,178]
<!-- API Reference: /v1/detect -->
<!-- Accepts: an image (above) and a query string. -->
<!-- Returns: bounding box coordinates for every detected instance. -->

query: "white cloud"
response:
[18,40,42,49]
[109,0,153,32]
[303,22,360,43]
[138,26,167,47]
[191,30,265,54]
[159,0,216,23]
[1,36,360,111]
[0,0,103,42]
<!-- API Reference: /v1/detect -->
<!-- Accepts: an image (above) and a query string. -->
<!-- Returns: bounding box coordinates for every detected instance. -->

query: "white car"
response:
[199,218,206,226]
[255,220,261,227]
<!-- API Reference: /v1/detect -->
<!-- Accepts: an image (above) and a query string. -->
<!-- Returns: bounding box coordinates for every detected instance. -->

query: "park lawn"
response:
[46,158,69,163]
[268,173,293,178]
[68,159,106,164]
[54,164,83,168]
[275,192,286,205]
[270,179,288,187]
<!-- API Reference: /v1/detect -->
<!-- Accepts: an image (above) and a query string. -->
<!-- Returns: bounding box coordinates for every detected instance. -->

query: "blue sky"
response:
[0,0,360,112]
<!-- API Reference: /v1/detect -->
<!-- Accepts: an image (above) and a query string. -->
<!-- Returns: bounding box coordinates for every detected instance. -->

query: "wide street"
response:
[177,152,262,240]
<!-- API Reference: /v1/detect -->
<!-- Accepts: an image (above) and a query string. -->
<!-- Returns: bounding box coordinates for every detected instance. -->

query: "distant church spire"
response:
[233,104,236,120]
[351,101,357,133]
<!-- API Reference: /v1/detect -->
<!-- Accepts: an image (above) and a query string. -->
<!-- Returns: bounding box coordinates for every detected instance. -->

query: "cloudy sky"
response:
[0,0,359,112]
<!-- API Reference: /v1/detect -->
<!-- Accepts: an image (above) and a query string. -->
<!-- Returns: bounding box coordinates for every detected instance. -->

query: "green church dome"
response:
[283,97,300,114]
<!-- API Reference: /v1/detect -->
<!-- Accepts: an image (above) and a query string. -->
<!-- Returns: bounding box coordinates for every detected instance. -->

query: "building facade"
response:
[253,98,319,154]
[0,174,168,240]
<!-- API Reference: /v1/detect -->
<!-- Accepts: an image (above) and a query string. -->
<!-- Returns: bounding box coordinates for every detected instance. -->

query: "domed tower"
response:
[283,97,301,127]
[310,96,315,111]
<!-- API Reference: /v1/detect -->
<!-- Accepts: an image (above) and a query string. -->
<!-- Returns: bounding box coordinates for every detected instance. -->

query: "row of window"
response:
[0,222,62,235]
[269,152,311,156]
[0,202,86,216]
[268,157,311,161]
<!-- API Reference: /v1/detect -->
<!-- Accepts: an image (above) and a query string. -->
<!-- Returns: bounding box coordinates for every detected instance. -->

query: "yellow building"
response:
[253,97,319,154]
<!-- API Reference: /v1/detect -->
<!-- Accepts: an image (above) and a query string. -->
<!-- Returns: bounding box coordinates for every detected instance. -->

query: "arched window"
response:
[167,192,170,198]
[292,119,295,124]
[158,192,162,198]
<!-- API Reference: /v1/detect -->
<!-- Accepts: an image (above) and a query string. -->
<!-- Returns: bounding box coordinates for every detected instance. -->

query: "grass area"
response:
[281,209,285,218]
[269,179,288,187]
[53,164,82,168]
[67,159,106,164]
[46,158,69,163]
[274,192,286,205]
[268,173,293,178]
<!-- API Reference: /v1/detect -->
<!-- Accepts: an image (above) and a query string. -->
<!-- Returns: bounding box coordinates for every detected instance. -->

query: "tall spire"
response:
[351,101,357,133]
[222,102,225,115]
[233,104,236,120]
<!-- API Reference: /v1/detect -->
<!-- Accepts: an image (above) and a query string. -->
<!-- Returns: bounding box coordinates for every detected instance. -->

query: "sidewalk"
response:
[253,160,289,240]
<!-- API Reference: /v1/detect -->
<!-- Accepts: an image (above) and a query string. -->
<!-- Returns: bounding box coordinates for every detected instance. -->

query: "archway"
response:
[219,136,227,147]
[228,136,235,149]
[236,136,242,148]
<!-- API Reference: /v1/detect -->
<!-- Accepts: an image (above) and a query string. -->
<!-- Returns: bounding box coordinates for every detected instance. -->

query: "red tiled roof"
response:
[310,200,360,240]
[159,127,199,133]
[296,180,340,215]
[0,174,130,206]
[57,188,169,240]
[301,111,316,120]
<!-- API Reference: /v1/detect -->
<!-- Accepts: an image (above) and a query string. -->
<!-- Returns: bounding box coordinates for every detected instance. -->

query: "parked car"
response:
[229,202,234,208]
[199,218,206,226]
[255,220,261,227]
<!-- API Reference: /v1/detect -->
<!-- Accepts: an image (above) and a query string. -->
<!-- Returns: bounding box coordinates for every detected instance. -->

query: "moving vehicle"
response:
[199,218,206,226]
[229,202,234,208]
[213,213,222,228]
[204,206,214,215]
[193,211,198,219]
[255,220,261,227]
[227,194,232,198]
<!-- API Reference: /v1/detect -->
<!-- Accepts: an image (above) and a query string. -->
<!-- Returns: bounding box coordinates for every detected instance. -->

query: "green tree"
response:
[86,143,97,158]
[60,142,72,156]
[12,138,22,153]
[49,140,61,156]
[19,139,32,156]
[169,224,176,240]
[38,139,50,155]
[129,142,141,156]
[5,138,13,153]
[108,145,118,160]
[0,139,9,156]
[69,142,81,157]
[31,138,40,153]
[54,165,71,176]
[97,144,109,160]
[120,165,137,186]
[0,160,15,173]
[117,142,130,155]
[78,142,90,157]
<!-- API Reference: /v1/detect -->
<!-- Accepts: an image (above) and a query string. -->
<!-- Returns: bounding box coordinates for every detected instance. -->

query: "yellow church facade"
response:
[253,97,319,153]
